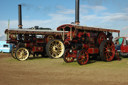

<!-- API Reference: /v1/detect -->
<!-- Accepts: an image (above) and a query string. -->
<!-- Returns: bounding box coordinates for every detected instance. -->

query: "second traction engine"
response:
[57,24,119,65]
[55,0,120,65]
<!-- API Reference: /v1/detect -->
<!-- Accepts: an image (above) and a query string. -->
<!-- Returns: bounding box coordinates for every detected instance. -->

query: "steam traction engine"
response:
[5,28,67,61]
[4,5,67,61]
[57,24,120,65]
[56,0,120,65]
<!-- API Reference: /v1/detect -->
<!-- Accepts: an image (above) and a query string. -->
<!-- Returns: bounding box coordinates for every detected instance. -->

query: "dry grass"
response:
[0,53,128,85]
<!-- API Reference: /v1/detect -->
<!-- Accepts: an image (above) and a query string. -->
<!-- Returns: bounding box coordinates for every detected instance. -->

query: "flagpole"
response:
[7,19,10,41]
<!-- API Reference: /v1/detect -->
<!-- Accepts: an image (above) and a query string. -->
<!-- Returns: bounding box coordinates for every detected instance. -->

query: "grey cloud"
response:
[57,5,107,15]
[82,0,106,5]
[20,3,55,13]
[81,5,107,14]
[0,34,6,41]
[102,13,128,22]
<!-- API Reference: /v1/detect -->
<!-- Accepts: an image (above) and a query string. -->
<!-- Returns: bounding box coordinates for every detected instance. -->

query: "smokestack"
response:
[18,4,22,29]
[75,0,80,25]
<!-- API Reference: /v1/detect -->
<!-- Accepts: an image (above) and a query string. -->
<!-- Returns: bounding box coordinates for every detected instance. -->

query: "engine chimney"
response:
[75,0,80,25]
[18,4,22,29]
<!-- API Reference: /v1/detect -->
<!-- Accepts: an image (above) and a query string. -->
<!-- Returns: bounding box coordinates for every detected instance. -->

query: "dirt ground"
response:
[0,53,128,85]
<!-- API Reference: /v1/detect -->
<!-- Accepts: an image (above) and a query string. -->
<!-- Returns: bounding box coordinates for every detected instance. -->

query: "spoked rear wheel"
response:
[46,39,65,58]
[77,50,89,65]
[15,47,29,61]
[97,32,107,45]
[63,49,76,63]
[100,40,115,61]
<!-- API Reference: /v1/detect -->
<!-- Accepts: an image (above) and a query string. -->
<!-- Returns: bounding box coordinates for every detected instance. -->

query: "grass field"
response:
[0,53,128,85]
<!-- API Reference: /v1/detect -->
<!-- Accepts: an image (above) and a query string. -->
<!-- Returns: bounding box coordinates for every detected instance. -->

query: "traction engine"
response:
[56,0,120,65]
[5,28,66,61]
[5,5,67,61]
[57,24,120,65]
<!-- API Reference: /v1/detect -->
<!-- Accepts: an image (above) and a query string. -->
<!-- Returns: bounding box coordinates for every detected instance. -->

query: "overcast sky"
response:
[0,0,128,40]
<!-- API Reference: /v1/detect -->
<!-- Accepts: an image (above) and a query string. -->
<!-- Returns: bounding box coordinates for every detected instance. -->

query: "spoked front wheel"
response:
[63,49,76,63]
[15,47,29,61]
[77,50,89,65]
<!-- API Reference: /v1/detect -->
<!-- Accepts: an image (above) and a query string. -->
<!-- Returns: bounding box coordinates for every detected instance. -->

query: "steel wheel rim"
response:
[77,50,89,65]
[98,32,107,45]
[104,41,115,61]
[16,48,29,61]
[12,48,16,58]
[47,35,54,42]
[64,49,74,63]
[49,40,64,58]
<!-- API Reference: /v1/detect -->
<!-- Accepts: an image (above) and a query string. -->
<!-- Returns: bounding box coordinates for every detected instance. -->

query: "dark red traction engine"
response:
[5,4,67,61]
[5,28,66,61]
[57,24,120,65]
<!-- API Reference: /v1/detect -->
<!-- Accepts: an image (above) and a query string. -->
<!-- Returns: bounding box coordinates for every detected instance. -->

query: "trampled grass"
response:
[1,54,128,85]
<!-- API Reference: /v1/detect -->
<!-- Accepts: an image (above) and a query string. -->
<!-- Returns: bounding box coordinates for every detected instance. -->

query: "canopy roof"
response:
[5,29,68,35]
[57,24,120,33]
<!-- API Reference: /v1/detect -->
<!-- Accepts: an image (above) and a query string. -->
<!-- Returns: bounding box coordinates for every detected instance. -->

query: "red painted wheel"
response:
[77,50,89,65]
[63,49,76,63]
[97,32,107,45]
[100,40,115,61]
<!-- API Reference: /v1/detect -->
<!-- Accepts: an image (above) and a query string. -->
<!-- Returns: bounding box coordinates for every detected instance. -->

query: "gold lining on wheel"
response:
[49,40,64,58]
[16,48,29,61]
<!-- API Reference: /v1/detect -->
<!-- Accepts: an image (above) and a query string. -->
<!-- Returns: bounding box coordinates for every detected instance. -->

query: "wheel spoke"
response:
[47,40,65,58]
[77,50,89,65]
[16,48,29,61]
[63,49,75,63]
[102,41,115,61]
